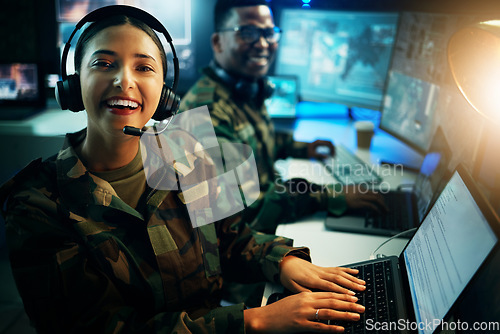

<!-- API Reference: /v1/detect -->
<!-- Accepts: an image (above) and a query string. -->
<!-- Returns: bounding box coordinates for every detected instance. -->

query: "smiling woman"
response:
[77,23,164,171]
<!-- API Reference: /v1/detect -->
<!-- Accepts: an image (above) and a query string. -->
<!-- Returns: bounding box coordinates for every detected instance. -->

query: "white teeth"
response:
[249,56,268,62]
[107,99,139,108]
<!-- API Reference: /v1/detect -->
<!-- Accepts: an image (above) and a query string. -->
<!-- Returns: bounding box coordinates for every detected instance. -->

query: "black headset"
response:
[55,5,180,122]
[208,61,274,104]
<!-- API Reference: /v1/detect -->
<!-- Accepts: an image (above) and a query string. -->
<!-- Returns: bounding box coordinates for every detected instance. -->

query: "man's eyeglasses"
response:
[218,25,282,44]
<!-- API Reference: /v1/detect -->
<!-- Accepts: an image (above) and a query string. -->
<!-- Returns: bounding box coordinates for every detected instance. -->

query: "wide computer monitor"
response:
[274,9,399,111]
[379,11,492,154]
[56,0,194,80]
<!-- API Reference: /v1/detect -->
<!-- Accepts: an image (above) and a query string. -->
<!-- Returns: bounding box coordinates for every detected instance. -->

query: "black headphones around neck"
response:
[208,61,274,104]
[55,5,180,121]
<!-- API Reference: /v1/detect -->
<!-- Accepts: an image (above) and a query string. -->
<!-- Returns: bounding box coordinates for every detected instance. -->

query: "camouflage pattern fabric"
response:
[180,67,347,235]
[1,129,310,333]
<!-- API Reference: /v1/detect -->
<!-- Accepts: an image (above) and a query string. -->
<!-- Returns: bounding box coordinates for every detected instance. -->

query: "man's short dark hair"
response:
[214,0,271,31]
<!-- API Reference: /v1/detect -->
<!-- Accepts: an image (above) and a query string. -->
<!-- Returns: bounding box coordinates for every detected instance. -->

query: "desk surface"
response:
[274,154,415,268]
[0,102,87,137]
[0,99,158,137]
[277,213,410,268]
[275,117,424,170]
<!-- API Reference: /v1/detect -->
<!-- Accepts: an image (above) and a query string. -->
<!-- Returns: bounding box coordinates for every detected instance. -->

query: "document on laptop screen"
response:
[403,171,497,334]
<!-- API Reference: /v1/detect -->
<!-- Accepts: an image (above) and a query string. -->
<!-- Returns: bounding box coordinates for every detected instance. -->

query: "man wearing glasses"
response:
[180,0,385,306]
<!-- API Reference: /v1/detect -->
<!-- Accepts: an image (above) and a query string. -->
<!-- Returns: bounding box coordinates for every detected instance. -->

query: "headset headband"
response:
[60,5,179,92]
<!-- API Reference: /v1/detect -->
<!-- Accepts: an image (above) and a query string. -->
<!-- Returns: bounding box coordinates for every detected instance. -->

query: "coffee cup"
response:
[355,121,375,149]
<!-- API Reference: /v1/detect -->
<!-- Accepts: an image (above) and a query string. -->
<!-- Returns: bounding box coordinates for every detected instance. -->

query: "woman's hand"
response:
[244,291,365,333]
[279,256,366,295]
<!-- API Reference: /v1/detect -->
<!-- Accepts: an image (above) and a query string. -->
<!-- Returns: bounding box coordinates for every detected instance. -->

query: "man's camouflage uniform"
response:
[180,67,348,235]
[1,129,310,333]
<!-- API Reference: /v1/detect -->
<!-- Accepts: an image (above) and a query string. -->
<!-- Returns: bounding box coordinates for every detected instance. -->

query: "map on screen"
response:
[275,9,399,111]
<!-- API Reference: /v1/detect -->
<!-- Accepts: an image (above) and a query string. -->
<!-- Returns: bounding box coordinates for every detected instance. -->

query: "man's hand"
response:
[307,140,335,160]
[343,185,389,214]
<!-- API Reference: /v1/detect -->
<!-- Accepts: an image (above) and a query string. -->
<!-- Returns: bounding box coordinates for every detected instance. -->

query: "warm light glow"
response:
[480,20,500,28]
[448,21,500,123]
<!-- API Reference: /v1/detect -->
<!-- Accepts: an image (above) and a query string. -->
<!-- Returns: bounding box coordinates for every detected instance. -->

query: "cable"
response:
[369,227,417,260]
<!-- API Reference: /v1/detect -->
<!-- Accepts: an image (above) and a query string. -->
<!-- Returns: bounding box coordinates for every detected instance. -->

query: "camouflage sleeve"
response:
[3,190,247,334]
[327,183,349,216]
[274,131,309,159]
[247,179,347,233]
[217,216,311,284]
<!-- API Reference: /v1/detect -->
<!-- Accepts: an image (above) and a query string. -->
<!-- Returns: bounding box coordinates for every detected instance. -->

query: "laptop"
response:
[325,127,451,236]
[0,63,45,120]
[269,166,499,334]
[264,75,299,118]
[331,165,500,334]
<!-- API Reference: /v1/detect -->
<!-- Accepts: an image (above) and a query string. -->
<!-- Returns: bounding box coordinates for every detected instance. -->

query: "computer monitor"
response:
[0,63,40,103]
[379,11,491,154]
[56,0,195,79]
[0,63,45,119]
[274,9,399,111]
[56,0,191,44]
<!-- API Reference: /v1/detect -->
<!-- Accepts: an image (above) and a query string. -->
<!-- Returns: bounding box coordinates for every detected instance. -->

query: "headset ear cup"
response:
[152,85,180,121]
[68,74,85,112]
[169,90,180,115]
[152,85,168,121]
[55,74,84,112]
[55,80,68,110]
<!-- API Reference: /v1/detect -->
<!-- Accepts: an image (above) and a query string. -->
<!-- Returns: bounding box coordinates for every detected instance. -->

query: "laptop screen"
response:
[413,152,443,221]
[413,127,451,222]
[403,170,498,334]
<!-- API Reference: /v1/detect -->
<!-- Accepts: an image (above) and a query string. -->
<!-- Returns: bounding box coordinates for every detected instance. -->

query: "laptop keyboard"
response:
[364,192,413,232]
[330,260,399,333]
[266,259,400,333]
[323,145,382,185]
